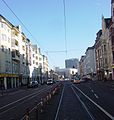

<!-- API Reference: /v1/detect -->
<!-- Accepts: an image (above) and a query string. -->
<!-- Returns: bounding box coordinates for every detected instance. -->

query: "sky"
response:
[0,0,111,69]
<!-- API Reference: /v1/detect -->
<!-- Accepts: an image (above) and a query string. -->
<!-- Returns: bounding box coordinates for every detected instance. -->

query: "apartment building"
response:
[95,16,111,80]
[29,45,49,84]
[110,0,114,80]
[0,15,49,89]
[79,56,85,78]
[0,15,20,89]
[42,55,49,81]
[84,46,96,79]
[29,45,39,81]
[79,45,96,80]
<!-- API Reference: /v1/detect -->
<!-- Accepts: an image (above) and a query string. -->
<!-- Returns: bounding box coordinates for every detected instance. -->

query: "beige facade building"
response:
[95,16,111,80]
[0,15,49,89]
[79,55,85,79]
[109,0,114,80]
[0,15,19,89]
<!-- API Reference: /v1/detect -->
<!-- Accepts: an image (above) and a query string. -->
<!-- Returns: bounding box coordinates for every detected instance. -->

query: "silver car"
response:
[28,81,38,88]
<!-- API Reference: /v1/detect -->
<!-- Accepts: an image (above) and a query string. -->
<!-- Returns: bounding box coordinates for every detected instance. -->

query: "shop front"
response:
[0,74,19,90]
[97,69,104,80]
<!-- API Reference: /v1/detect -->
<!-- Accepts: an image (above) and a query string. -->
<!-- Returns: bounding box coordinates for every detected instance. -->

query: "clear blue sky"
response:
[0,0,111,69]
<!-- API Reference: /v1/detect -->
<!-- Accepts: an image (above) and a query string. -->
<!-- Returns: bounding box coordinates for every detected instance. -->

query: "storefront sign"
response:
[0,74,19,77]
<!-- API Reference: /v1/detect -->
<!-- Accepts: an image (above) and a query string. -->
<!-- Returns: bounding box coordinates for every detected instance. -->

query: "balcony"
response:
[111,63,114,68]
[12,35,19,41]
[12,50,20,62]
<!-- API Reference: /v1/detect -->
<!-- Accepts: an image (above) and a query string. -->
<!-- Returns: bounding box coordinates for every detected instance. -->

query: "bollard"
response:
[49,93,51,99]
[35,102,38,120]
[53,88,56,95]
[47,95,49,101]
[40,98,43,113]
[25,108,30,120]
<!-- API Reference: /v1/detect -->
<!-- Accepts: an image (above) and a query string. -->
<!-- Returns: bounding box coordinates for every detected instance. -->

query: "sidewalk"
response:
[0,86,27,96]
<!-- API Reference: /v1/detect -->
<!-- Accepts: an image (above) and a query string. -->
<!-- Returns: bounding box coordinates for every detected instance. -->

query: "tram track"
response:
[0,85,54,120]
[53,82,93,120]
[72,83,114,120]
[53,82,114,120]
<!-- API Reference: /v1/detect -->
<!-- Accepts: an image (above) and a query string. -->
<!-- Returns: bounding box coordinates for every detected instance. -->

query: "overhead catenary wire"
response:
[1,0,40,46]
[1,0,58,69]
[1,0,68,68]
[63,0,67,57]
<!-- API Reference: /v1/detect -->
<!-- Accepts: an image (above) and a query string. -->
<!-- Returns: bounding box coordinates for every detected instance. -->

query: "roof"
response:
[96,30,102,41]
[85,45,95,55]
[104,18,111,29]
[0,14,14,27]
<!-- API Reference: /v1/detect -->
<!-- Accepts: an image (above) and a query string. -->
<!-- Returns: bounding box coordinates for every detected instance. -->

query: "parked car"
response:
[46,79,53,85]
[27,81,38,88]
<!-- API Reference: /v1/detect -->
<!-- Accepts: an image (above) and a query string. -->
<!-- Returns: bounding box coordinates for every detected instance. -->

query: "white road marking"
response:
[91,90,94,93]
[71,87,94,120]
[54,85,65,120]
[0,87,46,111]
[0,92,42,115]
[94,93,99,99]
[73,84,114,120]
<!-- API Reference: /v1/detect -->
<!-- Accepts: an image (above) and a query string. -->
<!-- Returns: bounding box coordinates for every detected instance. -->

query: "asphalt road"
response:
[0,83,60,120]
[0,80,114,120]
[38,80,114,120]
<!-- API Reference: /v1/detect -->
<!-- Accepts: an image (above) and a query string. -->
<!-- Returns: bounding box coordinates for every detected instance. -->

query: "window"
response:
[15,32,18,36]
[22,46,25,51]
[8,37,10,43]
[101,46,103,53]
[1,23,3,28]
[104,45,106,52]
[33,60,35,64]
[8,29,10,33]
[2,34,7,41]
[36,62,38,65]
[23,54,25,58]
[16,50,20,57]
[8,48,10,54]
[39,58,42,61]
[105,58,107,65]
[36,56,38,59]
[15,40,18,46]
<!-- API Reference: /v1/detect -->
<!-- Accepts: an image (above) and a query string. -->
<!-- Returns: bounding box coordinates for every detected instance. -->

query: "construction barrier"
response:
[22,82,62,120]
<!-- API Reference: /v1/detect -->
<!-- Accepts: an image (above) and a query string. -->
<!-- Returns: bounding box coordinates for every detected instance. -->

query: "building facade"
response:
[95,16,111,80]
[79,55,85,79]
[65,58,79,69]
[0,15,49,89]
[110,0,114,80]
[84,46,96,79]
[0,15,19,89]
[55,68,78,80]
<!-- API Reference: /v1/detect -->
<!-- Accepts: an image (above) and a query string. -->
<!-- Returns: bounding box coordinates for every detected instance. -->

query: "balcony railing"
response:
[12,50,20,61]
